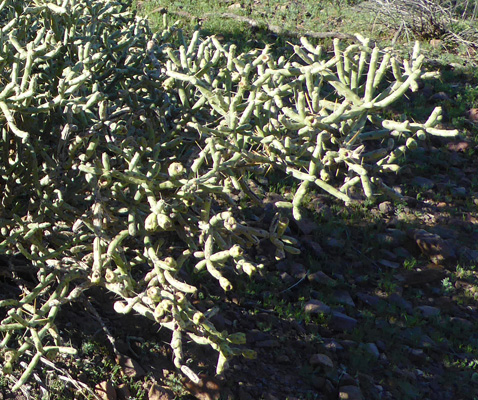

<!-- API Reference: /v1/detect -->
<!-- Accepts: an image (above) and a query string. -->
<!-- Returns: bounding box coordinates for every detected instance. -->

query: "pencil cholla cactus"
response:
[0,0,458,394]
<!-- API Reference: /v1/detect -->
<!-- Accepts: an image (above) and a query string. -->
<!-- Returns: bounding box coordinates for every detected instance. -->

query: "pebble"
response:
[408,228,457,264]
[304,299,331,315]
[415,305,440,318]
[329,311,358,331]
[451,186,467,197]
[246,330,271,343]
[308,271,336,286]
[356,292,381,308]
[458,247,478,265]
[309,353,334,370]
[412,176,435,189]
[323,339,344,352]
[449,317,473,329]
[378,201,394,214]
[339,385,363,400]
[379,259,400,269]
[388,293,413,313]
[280,272,294,285]
[393,246,412,259]
[361,342,380,360]
[301,236,325,258]
[324,237,345,251]
[275,354,290,364]
[333,290,355,307]
[289,263,307,279]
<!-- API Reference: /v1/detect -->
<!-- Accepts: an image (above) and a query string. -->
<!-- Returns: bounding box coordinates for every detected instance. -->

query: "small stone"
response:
[449,317,473,329]
[447,141,470,152]
[183,375,222,400]
[309,353,334,370]
[429,226,459,240]
[246,329,271,343]
[333,290,355,307]
[329,311,357,331]
[429,92,450,102]
[356,293,381,308]
[276,354,290,364]
[362,343,380,360]
[339,385,363,400]
[408,228,457,264]
[301,236,325,258]
[378,201,394,214]
[324,237,344,251]
[468,108,478,122]
[451,186,467,197]
[228,3,242,9]
[378,259,400,269]
[280,272,294,285]
[393,246,412,259]
[95,381,116,400]
[379,249,398,260]
[412,176,435,189]
[415,305,440,318]
[323,339,344,352]
[388,293,413,313]
[304,299,331,315]
[115,384,131,400]
[289,262,307,279]
[308,271,336,286]
[408,348,426,363]
[458,247,478,264]
[115,354,145,379]
[339,373,357,386]
[375,229,406,247]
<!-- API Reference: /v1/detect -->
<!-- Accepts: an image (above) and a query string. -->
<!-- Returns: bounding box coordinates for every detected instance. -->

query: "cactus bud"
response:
[145,213,159,232]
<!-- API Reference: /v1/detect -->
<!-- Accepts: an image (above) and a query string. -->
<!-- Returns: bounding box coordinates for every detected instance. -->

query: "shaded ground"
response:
[3,132,478,400]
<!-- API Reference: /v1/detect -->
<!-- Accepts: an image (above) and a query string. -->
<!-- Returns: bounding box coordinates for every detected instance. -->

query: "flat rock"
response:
[411,176,435,189]
[115,354,146,379]
[388,293,413,313]
[356,292,381,308]
[308,271,336,286]
[329,311,357,331]
[309,353,334,370]
[451,186,467,197]
[301,236,325,258]
[375,228,406,247]
[449,317,473,329]
[407,228,457,264]
[361,342,380,360]
[402,264,446,286]
[95,381,116,400]
[333,290,355,307]
[415,305,440,318]
[184,375,222,400]
[378,259,400,269]
[378,201,394,214]
[323,339,344,352]
[458,247,478,264]
[304,299,331,315]
[324,237,345,251]
[339,385,363,400]
[289,262,307,279]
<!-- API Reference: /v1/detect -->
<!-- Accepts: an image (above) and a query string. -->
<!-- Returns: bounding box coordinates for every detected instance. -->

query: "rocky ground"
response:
[4,132,478,400]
